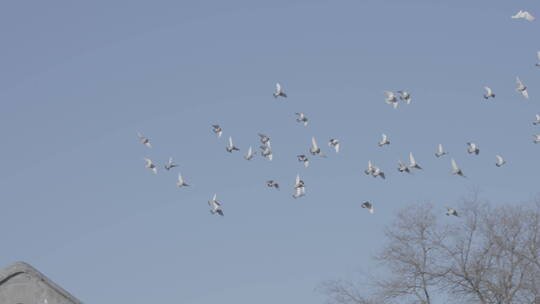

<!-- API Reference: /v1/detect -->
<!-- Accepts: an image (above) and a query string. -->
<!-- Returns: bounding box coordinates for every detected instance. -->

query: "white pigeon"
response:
[495,155,506,167]
[208,194,223,216]
[328,138,340,153]
[483,87,495,99]
[226,136,240,153]
[536,51,540,67]
[260,142,273,161]
[408,152,422,169]
[397,160,411,173]
[309,136,326,157]
[292,186,305,199]
[292,174,305,199]
[137,132,152,148]
[266,180,280,190]
[512,10,535,21]
[212,125,223,137]
[164,157,178,170]
[372,166,386,179]
[467,142,480,155]
[273,83,287,98]
[364,161,385,179]
[297,154,309,168]
[295,112,309,127]
[144,158,158,174]
[451,158,465,177]
[258,133,271,145]
[176,173,189,187]
[244,146,256,160]
[446,207,459,217]
[294,174,305,189]
[533,114,540,125]
[384,91,399,109]
[361,201,374,214]
[397,90,411,104]
[516,77,529,99]
[435,144,447,158]
[534,134,540,144]
[378,134,390,147]
[364,160,375,175]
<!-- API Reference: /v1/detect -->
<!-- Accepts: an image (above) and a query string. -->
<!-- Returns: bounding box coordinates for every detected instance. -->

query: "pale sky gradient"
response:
[1,1,540,303]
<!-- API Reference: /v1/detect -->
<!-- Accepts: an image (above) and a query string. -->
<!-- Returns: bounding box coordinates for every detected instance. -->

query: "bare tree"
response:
[318,279,383,304]
[374,203,443,304]
[320,195,540,304]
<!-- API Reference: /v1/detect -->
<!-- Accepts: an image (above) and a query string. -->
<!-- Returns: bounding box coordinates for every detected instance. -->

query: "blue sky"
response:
[1,0,539,303]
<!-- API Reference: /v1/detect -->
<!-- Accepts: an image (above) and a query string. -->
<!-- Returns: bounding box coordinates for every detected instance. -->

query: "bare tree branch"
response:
[320,195,540,304]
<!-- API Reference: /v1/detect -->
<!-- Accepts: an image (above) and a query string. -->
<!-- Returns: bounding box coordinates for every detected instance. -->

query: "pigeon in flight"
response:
[328,139,340,153]
[294,174,305,189]
[309,137,326,157]
[483,87,495,99]
[495,155,506,167]
[244,146,256,160]
[260,142,273,161]
[536,51,540,67]
[258,133,271,145]
[273,83,287,98]
[297,154,309,168]
[408,152,422,170]
[467,142,480,155]
[534,134,540,144]
[212,125,223,138]
[208,194,223,216]
[164,157,178,170]
[384,91,399,109]
[516,77,529,99]
[266,180,280,190]
[451,158,465,177]
[365,160,385,179]
[397,90,411,104]
[295,112,309,127]
[512,10,535,21]
[292,174,305,199]
[144,158,158,174]
[435,144,447,158]
[364,160,375,176]
[176,173,189,187]
[293,186,305,199]
[378,134,390,147]
[397,160,411,173]
[533,114,540,125]
[137,132,152,148]
[226,136,240,153]
[446,207,459,217]
[361,201,374,214]
[372,166,386,179]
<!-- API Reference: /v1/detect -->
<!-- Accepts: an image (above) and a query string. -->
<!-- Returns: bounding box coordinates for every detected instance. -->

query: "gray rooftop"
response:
[0,262,81,304]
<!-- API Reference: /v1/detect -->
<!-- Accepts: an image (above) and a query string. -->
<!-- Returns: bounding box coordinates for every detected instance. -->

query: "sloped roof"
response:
[0,261,82,304]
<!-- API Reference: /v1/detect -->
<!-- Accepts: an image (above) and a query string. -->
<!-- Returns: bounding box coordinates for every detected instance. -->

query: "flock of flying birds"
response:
[135,10,539,218]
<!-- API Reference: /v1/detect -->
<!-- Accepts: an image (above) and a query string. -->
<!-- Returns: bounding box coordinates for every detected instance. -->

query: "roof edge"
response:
[0,261,82,304]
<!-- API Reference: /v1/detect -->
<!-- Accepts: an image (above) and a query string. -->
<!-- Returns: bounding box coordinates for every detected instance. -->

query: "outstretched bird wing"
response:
[311,136,319,150]
[409,152,416,165]
[451,159,459,171]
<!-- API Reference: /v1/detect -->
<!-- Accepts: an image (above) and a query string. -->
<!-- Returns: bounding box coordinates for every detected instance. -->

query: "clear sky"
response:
[1,0,539,303]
